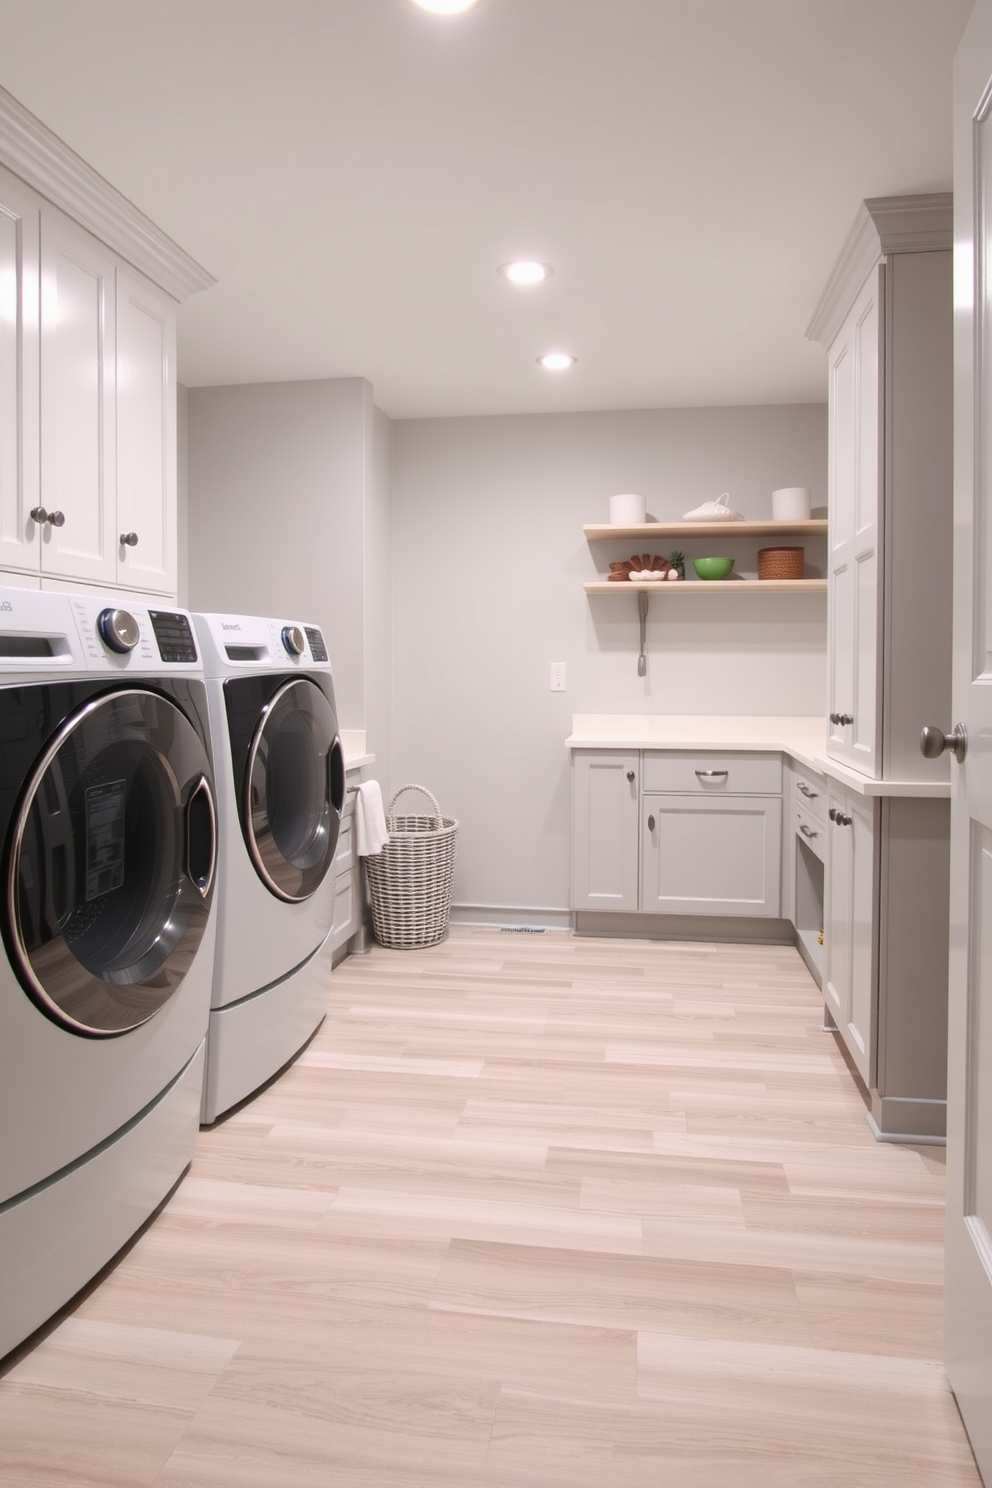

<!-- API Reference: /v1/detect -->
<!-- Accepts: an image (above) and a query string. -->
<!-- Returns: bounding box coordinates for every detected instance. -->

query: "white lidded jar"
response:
[771,486,811,521]
[609,493,646,524]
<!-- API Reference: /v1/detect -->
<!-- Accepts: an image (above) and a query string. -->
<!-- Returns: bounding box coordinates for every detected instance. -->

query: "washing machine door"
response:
[243,677,345,903]
[7,688,217,1037]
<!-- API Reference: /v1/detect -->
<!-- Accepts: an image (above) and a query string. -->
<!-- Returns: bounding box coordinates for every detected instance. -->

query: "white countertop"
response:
[565,715,950,799]
[340,730,374,772]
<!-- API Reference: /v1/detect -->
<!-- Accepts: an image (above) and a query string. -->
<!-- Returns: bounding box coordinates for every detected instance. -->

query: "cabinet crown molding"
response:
[0,83,215,303]
[805,192,952,349]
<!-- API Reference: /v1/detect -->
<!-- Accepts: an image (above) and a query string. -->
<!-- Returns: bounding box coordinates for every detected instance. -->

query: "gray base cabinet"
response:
[571,750,782,920]
[329,781,368,963]
[570,751,639,912]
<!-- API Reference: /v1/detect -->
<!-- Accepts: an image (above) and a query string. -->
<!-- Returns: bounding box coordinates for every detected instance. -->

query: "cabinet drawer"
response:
[795,804,827,863]
[793,770,827,823]
[333,805,356,874]
[642,751,782,795]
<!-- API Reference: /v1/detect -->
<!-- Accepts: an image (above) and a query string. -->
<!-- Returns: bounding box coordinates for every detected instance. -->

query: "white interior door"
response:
[946,7,992,1479]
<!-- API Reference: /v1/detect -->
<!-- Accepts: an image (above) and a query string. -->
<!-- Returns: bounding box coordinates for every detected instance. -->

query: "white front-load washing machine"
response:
[0,586,218,1359]
[192,612,345,1124]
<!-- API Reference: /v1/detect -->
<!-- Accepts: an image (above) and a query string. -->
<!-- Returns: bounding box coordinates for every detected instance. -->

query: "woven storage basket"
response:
[757,545,804,580]
[365,785,458,949]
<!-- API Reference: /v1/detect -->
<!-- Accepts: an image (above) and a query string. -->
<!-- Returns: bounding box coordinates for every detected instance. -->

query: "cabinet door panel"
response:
[571,753,639,911]
[847,795,877,1084]
[116,270,176,595]
[0,168,40,574]
[823,792,851,1024]
[39,208,116,585]
[641,795,781,916]
[828,269,882,776]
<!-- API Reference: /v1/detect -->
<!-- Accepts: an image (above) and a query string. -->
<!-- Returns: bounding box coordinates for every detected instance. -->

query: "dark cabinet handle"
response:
[626,770,635,783]
[647,814,656,832]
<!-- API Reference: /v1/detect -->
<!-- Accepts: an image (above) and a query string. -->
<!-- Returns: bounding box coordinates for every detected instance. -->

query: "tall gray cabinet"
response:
[807,195,952,1141]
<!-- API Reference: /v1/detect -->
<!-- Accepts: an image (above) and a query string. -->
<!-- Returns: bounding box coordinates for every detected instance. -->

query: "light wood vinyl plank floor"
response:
[0,928,982,1486]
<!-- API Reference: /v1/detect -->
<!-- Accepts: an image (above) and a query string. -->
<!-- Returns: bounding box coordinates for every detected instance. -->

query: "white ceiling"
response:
[0,0,974,419]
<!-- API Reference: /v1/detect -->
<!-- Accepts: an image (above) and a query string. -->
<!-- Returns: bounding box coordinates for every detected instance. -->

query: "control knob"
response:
[97,608,140,654]
[282,625,305,657]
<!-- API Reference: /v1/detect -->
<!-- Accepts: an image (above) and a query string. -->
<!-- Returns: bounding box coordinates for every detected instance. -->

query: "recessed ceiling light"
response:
[499,260,553,286]
[537,352,576,371]
[410,0,480,13]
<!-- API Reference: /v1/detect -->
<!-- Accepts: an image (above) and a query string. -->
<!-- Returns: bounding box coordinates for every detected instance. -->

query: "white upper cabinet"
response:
[115,268,177,595]
[808,195,953,783]
[0,165,40,574]
[826,268,882,775]
[38,204,117,586]
[0,85,212,600]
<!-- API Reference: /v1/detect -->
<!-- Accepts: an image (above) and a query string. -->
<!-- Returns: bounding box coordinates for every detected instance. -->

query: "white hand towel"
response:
[354,780,390,857]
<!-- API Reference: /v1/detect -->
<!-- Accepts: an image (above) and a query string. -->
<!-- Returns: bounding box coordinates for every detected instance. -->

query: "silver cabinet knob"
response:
[920,723,967,763]
[799,823,819,839]
[29,506,48,524]
[45,510,65,527]
[626,770,635,783]
[119,531,139,547]
[829,711,854,726]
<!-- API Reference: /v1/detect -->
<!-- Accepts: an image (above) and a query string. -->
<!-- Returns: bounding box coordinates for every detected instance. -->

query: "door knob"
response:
[626,770,635,783]
[920,723,967,763]
[119,531,139,547]
[45,509,65,527]
[29,506,47,524]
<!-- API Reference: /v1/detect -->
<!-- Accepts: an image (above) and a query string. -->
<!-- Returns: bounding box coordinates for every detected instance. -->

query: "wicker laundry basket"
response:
[365,784,458,949]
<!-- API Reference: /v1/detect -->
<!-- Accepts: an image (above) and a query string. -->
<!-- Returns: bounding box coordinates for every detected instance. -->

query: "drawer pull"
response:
[797,781,819,799]
[695,769,728,779]
[799,823,819,839]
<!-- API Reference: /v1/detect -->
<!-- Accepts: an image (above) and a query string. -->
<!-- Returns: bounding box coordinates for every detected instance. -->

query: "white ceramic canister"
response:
[771,486,811,521]
[609,493,647,524]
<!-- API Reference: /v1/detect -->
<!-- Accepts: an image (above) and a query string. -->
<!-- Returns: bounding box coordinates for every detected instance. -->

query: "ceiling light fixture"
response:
[537,352,576,371]
[499,260,552,286]
[410,0,480,13]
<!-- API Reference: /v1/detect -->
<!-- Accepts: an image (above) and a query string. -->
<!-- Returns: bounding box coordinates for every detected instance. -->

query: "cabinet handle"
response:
[647,814,656,832]
[119,531,140,547]
[626,770,635,783]
[828,807,837,821]
[799,823,819,839]
[797,782,819,799]
[833,812,852,827]
[45,510,65,528]
[695,769,728,779]
[829,712,853,726]
[29,506,48,524]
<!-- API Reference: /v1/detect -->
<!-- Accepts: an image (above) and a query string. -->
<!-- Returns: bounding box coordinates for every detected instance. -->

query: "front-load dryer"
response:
[191,613,345,1123]
[0,586,218,1359]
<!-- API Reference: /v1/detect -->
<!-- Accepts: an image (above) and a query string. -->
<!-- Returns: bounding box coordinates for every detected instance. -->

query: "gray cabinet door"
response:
[571,752,639,912]
[640,794,781,917]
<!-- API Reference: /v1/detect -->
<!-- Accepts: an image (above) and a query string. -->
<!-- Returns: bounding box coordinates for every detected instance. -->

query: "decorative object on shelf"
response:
[757,546,804,579]
[669,548,686,579]
[772,486,812,521]
[682,492,743,521]
[609,493,647,524]
[692,556,735,580]
[608,554,676,581]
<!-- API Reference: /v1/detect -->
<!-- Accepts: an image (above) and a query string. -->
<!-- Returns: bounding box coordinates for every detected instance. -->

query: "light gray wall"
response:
[177,383,189,607]
[186,378,371,730]
[390,404,827,920]
[366,405,393,792]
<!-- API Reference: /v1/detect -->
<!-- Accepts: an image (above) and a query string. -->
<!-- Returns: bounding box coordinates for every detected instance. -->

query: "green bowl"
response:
[692,556,735,580]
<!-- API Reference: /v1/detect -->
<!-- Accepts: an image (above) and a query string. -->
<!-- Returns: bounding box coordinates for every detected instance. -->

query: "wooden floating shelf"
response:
[584,579,828,594]
[583,520,828,539]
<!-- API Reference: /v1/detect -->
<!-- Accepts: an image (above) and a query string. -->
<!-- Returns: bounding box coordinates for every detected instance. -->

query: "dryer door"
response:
[243,677,345,903]
[7,688,217,1036]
